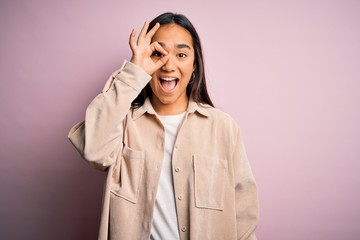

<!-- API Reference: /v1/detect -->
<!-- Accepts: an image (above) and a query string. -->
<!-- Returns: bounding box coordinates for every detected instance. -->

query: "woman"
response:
[68,12,259,240]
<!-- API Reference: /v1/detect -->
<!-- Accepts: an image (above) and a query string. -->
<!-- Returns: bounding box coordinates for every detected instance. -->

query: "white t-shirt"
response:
[150,112,186,240]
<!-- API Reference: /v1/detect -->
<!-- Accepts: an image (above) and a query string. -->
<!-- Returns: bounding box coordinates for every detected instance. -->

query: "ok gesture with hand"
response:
[129,21,169,75]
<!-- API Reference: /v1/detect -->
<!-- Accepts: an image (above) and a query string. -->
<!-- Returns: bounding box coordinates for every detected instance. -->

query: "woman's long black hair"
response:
[131,12,214,109]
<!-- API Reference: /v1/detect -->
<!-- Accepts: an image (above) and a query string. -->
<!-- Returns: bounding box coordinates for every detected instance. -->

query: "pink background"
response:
[1,0,359,239]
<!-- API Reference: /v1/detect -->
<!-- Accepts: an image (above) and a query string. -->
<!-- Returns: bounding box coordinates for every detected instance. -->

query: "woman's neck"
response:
[150,96,189,116]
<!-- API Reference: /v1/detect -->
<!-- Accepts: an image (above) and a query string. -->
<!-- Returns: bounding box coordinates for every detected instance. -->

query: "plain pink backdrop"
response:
[1,0,359,239]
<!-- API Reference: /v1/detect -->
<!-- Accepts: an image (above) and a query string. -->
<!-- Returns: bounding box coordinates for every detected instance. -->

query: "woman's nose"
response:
[161,56,175,72]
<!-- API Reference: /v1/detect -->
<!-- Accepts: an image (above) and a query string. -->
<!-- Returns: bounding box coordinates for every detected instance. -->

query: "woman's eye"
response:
[178,53,187,58]
[152,51,162,57]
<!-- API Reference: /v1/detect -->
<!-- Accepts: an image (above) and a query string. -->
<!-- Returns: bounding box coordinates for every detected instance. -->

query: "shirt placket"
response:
[171,114,190,239]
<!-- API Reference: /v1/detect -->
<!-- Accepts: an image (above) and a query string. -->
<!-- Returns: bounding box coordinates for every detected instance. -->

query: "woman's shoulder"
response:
[197,103,240,129]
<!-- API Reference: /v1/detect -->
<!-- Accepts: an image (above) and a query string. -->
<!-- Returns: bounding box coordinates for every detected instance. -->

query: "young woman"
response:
[69,12,259,240]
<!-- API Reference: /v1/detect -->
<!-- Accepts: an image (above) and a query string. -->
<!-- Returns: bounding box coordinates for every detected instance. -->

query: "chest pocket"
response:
[193,154,228,211]
[110,146,145,203]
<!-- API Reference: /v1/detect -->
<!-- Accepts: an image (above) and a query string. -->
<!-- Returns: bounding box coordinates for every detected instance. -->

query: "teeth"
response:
[161,77,177,81]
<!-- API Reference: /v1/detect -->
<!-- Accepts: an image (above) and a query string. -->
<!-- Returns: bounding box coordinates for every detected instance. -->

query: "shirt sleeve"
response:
[232,127,259,240]
[68,60,151,171]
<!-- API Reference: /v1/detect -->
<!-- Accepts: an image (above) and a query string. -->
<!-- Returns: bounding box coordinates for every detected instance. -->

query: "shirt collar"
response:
[132,98,211,120]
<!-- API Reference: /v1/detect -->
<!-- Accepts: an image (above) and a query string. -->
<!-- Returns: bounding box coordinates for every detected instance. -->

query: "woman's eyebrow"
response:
[177,43,191,49]
[158,42,192,50]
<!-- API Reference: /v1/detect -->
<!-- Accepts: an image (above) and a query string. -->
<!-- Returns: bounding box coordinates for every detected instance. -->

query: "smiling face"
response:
[149,23,195,115]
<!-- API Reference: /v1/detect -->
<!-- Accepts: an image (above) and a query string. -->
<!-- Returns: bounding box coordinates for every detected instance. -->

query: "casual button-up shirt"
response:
[68,61,259,240]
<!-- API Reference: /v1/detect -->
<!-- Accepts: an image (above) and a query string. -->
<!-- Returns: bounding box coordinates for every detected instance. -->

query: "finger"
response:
[151,42,168,56]
[129,28,136,51]
[146,22,160,40]
[137,21,149,45]
[154,54,170,69]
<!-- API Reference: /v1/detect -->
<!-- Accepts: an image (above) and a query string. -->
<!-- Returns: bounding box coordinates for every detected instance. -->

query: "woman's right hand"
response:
[129,21,169,75]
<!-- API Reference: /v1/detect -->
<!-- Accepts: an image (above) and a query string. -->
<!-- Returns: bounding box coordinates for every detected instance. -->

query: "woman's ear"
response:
[189,72,195,85]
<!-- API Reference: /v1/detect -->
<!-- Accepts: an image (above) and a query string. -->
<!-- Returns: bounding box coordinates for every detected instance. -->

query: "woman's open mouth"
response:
[160,77,179,93]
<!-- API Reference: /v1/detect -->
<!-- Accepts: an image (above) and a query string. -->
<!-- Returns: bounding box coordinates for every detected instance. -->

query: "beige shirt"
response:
[68,61,259,240]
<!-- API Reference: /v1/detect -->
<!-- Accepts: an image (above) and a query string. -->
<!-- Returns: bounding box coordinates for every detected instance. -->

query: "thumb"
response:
[154,55,170,70]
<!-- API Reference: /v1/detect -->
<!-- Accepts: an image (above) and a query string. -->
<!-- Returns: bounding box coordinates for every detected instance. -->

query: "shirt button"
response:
[175,167,180,172]
[178,195,183,200]
[181,226,187,232]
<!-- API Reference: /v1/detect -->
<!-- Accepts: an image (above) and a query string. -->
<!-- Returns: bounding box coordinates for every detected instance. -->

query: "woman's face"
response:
[150,23,195,115]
